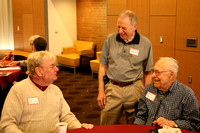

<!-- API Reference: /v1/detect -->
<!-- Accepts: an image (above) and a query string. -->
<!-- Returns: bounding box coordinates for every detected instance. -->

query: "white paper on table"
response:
[158,127,182,133]
[0,67,20,71]
[169,128,182,133]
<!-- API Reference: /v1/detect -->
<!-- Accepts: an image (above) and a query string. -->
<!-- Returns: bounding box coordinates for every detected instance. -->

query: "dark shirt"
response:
[134,80,200,131]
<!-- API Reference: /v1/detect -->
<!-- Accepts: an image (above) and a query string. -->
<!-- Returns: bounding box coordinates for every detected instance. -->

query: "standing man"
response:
[134,57,200,132]
[97,10,153,125]
[0,51,93,133]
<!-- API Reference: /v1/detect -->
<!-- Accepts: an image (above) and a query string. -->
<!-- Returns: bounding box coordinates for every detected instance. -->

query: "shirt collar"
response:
[168,80,177,92]
[157,80,177,95]
[29,76,48,91]
[116,30,140,45]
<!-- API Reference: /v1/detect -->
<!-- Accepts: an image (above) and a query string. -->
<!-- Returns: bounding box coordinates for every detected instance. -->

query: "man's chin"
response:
[120,35,127,40]
[52,76,58,82]
[153,82,160,88]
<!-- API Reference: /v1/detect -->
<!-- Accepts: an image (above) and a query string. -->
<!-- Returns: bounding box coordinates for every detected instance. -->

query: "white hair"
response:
[118,10,137,26]
[29,35,41,45]
[27,51,53,75]
[157,57,179,77]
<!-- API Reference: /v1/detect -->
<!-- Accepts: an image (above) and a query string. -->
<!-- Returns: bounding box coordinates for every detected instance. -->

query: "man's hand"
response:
[81,123,94,129]
[97,91,106,109]
[6,61,19,66]
[153,117,175,128]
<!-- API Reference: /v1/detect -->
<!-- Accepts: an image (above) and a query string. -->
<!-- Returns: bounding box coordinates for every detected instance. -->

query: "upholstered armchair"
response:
[56,40,94,73]
[90,51,101,78]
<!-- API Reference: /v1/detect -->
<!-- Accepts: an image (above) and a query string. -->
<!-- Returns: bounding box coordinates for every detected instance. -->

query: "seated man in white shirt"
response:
[0,51,94,133]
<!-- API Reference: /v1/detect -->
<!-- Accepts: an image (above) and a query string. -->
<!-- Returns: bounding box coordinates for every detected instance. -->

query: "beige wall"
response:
[47,0,77,57]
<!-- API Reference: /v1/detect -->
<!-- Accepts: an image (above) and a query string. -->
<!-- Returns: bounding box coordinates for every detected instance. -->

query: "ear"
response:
[133,23,137,30]
[35,67,42,77]
[170,71,175,79]
[32,46,36,52]
[134,23,137,28]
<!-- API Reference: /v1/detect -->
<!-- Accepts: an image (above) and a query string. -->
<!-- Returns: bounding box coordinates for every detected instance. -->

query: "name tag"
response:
[145,91,156,102]
[129,48,140,56]
[27,97,39,105]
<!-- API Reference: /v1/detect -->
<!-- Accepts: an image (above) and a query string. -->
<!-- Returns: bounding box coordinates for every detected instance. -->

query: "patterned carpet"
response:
[53,66,101,126]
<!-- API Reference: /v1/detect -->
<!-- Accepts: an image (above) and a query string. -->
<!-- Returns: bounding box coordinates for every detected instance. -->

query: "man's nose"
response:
[118,28,123,33]
[152,72,156,78]
[55,66,59,72]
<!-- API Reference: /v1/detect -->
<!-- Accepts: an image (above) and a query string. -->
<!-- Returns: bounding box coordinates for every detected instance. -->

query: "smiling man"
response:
[97,10,153,125]
[134,57,200,132]
[0,51,93,133]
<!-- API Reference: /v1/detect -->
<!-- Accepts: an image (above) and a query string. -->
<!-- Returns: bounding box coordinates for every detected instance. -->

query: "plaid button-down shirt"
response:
[134,80,200,132]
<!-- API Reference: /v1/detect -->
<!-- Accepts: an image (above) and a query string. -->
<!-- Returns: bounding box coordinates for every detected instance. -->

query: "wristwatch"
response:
[174,122,178,128]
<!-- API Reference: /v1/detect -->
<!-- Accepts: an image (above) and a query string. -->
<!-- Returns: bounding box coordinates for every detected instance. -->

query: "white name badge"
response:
[129,48,140,56]
[145,91,156,102]
[27,97,39,105]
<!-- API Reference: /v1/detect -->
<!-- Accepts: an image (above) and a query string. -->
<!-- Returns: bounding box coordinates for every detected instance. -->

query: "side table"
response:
[79,54,95,73]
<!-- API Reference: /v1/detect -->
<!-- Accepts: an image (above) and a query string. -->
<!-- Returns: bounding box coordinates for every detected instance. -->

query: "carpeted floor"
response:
[53,66,101,126]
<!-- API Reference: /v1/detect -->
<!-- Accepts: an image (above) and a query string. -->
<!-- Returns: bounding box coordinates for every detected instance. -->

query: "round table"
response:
[0,61,21,114]
[0,66,21,86]
[67,125,197,133]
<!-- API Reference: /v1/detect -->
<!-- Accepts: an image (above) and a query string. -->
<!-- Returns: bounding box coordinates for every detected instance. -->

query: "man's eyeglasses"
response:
[151,69,171,76]
[39,64,57,69]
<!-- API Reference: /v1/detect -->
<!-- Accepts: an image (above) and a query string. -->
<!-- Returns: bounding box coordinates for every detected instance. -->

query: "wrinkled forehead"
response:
[117,17,132,26]
[154,61,169,70]
[118,16,130,22]
[41,55,54,64]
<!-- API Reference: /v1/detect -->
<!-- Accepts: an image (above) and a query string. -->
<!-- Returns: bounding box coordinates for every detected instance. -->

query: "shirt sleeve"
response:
[0,87,23,133]
[58,90,82,129]
[174,90,200,131]
[19,60,27,67]
[99,37,109,65]
[134,90,149,125]
[143,40,153,72]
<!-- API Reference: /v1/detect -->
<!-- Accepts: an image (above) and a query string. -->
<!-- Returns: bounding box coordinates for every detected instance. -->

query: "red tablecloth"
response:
[0,63,21,87]
[67,125,197,133]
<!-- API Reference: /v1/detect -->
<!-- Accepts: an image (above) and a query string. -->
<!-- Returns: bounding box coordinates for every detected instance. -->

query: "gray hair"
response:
[157,57,179,77]
[29,35,41,45]
[118,10,137,26]
[27,51,53,75]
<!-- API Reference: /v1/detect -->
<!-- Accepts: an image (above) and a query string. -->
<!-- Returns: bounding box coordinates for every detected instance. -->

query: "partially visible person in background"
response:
[134,57,200,132]
[0,51,94,133]
[9,36,47,83]
[7,35,47,67]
